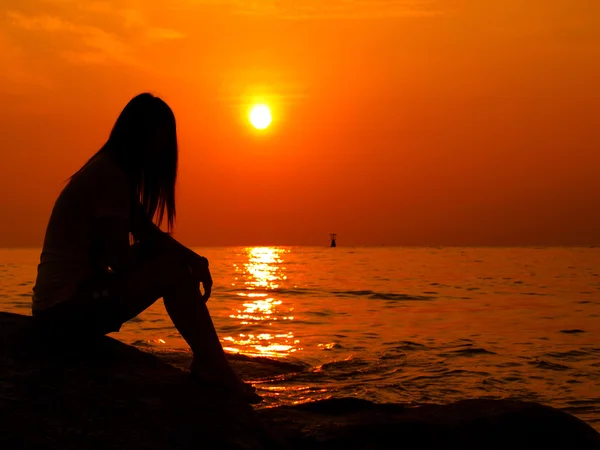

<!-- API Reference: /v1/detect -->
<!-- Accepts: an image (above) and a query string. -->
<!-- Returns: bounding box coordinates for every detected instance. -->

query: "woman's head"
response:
[104,93,178,231]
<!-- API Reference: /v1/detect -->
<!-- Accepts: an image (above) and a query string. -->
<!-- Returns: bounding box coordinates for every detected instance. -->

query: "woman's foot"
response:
[190,360,262,404]
[190,371,263,404]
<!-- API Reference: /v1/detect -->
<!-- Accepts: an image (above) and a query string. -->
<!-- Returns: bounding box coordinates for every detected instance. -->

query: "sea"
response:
[1,246,599,431]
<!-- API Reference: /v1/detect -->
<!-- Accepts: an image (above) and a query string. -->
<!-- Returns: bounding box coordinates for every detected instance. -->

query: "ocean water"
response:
[1,246,599,430]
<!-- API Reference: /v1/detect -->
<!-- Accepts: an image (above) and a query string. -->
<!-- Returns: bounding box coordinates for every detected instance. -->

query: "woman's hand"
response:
[189,256,213,303]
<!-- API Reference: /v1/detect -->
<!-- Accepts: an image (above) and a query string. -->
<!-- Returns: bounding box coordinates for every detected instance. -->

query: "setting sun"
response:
[249,104,272,130]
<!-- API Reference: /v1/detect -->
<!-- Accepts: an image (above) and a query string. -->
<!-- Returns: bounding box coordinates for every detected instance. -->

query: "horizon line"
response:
[1,244,599,251]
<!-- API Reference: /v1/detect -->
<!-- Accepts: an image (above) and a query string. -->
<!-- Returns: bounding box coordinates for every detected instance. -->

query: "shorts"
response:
[33,272,128,337]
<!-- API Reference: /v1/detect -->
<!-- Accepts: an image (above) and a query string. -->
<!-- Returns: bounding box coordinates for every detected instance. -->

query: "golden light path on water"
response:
[222,247,301,358]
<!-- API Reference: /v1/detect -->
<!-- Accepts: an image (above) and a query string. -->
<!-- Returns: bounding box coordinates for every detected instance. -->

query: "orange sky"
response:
[1,0,599,247]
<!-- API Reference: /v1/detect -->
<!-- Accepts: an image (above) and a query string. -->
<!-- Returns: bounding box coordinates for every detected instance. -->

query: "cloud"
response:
[6,13,76,32]
[67,0,184,37]
[7,11,131,65]
[5,2,184,67]
[0,30,53,93]
[195,0,442,19]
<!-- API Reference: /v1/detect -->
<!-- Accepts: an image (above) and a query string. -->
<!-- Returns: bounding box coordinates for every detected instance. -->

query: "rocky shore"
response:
[1,312,598,450]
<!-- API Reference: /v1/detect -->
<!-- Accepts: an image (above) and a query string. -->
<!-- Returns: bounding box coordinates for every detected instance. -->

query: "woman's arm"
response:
[91,165,137,274]
[131,204,212,300]
[94,216,138,274]
[131,204,203,263]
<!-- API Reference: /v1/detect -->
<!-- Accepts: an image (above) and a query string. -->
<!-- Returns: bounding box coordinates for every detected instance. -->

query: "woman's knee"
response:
[122,250,193,294]
[156,255,197,291]
[170,265,197,289]
[144,250,190,279]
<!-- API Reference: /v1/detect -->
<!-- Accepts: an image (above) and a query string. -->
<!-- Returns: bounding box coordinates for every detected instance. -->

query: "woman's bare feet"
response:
[190,359,262,403]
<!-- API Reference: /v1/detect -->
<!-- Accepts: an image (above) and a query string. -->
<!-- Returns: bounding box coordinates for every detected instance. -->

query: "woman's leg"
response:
[161,269,237,379]
[115,250,257,397]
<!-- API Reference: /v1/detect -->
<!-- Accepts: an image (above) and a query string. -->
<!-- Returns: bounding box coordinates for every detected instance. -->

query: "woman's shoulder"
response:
[75,153,129,186]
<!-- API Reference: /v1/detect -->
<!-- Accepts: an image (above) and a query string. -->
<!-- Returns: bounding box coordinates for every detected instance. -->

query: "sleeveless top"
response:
[32,154,130,312]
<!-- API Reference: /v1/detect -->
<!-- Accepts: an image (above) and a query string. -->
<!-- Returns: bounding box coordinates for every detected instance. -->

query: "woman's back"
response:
[33,153,130,312]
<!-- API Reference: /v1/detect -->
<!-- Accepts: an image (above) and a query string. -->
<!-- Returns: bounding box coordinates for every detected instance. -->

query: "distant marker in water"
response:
[330,233,337,248]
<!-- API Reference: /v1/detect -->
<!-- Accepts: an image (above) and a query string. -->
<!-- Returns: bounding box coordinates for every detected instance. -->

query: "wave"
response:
[142,347,310,380]
[544,349,598,361]
[437,347,497,357]
[530,359,571,371]
[219,287,321,296]
[331,290,435,301]
[320,358,371,372]
[217,286,435,301]
[380,341,426,356]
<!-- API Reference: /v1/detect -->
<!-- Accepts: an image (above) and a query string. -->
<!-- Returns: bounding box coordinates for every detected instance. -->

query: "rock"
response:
[0,312,285,450]
[257,397,600,450]
[1,312,598,450]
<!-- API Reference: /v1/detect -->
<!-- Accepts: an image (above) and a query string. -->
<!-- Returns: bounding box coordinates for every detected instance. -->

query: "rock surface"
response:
[258,397,600,450]
[0,312,282,450]
[1,312,599,450]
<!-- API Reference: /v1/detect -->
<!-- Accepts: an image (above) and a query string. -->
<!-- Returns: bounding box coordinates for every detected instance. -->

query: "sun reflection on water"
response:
[223,247,300,358]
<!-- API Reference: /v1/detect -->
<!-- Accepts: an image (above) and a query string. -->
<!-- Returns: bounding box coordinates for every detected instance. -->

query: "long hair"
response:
[73,93,178,232]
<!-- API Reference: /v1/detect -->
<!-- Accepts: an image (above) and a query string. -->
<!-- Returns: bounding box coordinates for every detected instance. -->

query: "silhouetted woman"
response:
[32,93,261,403]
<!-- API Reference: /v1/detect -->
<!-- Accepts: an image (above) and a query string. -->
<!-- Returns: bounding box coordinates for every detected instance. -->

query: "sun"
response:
[249,104,272,130]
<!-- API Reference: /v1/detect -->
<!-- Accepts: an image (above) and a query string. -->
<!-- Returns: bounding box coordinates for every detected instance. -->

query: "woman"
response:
[32,93,261,404]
